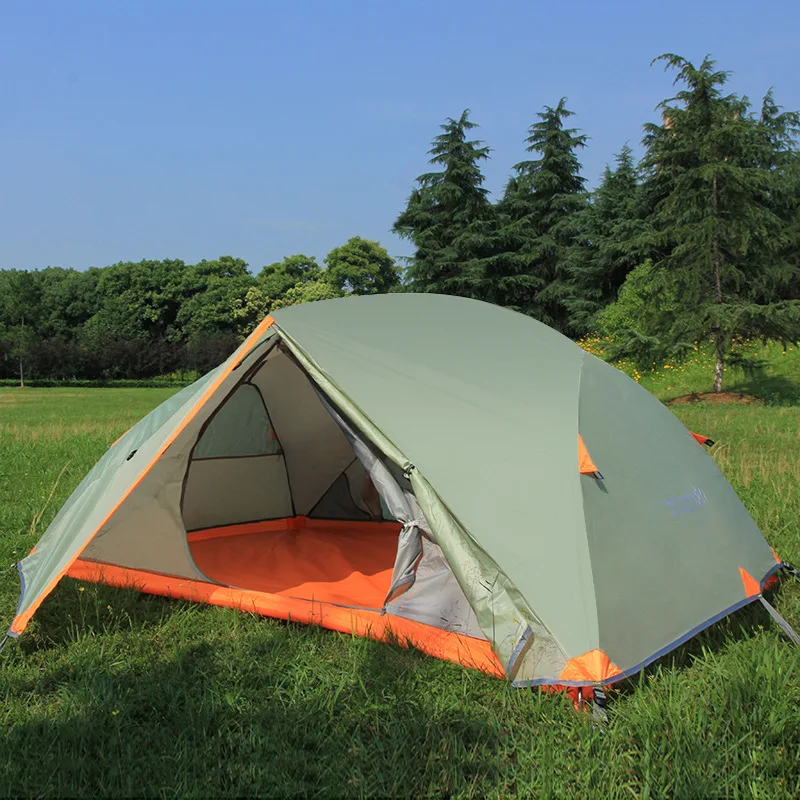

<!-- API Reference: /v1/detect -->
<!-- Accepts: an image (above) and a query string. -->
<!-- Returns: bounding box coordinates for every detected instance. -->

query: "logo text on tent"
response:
[664,488,707,518]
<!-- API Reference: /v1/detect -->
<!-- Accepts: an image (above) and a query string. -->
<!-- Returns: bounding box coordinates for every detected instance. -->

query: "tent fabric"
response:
[10,317,279,633]
[5,295,781,689]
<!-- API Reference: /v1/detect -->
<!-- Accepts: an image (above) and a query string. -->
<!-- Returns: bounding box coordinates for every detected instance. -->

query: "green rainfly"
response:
[5,294,783,686]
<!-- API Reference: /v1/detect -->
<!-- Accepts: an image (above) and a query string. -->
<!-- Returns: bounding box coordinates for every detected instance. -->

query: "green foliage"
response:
[393,110,492,294]
[231,286,271,339]
[0,245,393,381]
[596,260,678,369]
[489,99,589,332]
[257,254,323,307]
[634,54,800,391]
[271,279,342,311]
[567,145,648,332]
[324,236,400,295]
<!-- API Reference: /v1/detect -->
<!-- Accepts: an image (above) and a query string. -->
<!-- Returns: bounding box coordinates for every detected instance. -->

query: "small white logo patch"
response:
[664,487,708,518]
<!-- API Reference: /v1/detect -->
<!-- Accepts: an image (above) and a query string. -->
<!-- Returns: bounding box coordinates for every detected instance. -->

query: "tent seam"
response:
[576,352,601,655]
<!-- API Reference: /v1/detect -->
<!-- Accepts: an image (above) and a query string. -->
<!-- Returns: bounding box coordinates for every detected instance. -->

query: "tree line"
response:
[2,54,799,390]
[0,237,400,382]
[394,54,800,391]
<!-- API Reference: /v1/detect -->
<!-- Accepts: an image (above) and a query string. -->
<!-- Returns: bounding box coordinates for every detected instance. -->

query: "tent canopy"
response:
[6,294,781,686]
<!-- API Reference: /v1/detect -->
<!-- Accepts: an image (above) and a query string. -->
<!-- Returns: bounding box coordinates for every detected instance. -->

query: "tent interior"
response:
[181,344,403,609]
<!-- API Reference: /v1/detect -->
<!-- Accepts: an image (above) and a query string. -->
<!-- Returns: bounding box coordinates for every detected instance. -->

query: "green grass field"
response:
[1,351,799,797]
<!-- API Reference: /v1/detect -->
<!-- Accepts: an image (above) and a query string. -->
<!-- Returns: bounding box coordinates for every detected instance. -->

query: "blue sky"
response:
[2,0,798,273]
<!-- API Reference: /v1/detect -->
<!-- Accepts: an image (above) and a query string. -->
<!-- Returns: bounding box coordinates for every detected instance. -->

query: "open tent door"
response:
[179,342,487,639]
[182,344,403,610]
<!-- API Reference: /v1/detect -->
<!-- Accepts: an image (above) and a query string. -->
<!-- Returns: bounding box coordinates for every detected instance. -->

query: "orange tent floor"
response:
[66,515,506,678]
[187,517,402,609]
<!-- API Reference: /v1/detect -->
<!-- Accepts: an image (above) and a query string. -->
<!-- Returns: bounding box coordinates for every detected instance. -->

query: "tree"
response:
[488,99,589,332]
[36,267,100,341]
[567,145,648,332]
[393,110,492,294]
[177,257,256,343]
[3,270,41,386]
[271,280,341,310]
[324,236,400,295]
[257,254,322,306]
[754,90,800,302]
[596,259,678,368]
[634,54,800,392]
[231,286,270,339]
[87,259,188,343]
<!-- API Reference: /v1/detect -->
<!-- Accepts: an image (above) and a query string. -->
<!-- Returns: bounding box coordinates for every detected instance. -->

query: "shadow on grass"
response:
[6,575,797,797]
[1,623,523,798]
[5,580,577,798]
[734,373,800,405]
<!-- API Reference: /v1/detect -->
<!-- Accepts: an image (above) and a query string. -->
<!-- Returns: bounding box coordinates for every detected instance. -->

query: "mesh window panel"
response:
[193,383,280,459]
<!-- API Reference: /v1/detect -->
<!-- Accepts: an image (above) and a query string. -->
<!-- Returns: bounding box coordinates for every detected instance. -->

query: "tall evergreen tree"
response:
[635,54,800,392]
[393,110,491,294]
[486,99,589,331]
[755,89,800,301]
[567,145,647,331]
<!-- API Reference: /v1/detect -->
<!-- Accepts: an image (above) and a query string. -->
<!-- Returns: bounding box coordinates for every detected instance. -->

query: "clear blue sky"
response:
[2,0,798,273]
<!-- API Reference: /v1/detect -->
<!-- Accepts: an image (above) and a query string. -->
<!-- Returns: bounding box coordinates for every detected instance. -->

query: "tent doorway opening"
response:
[180,343,403,610]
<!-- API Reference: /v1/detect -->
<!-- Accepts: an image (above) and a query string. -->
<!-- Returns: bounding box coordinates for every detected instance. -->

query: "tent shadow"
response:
[1,624,515,798]
[16,578,207,653]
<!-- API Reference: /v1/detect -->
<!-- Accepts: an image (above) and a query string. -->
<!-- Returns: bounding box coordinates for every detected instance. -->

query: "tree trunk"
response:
[19,314,25,389]
[713,331,725,393]
[712,174,724,393]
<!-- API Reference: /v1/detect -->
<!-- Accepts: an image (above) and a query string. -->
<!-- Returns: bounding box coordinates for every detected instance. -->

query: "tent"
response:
[4,294,793,689]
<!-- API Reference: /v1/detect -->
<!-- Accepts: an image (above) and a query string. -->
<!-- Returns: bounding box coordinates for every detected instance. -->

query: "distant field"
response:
[1,353,799,796]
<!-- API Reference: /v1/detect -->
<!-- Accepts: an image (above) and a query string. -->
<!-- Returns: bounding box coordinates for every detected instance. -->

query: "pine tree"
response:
[486,99,589,332]
[393,110,491,294]
[567,145,647,332]
[755,90,800,302]
[637,54,800,392]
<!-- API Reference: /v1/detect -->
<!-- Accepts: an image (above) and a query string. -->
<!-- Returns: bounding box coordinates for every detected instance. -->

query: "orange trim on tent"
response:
[690,431,712,446]
[65,559,505,678]
[739,566,761,598]
[578,435,599,475]
[559,648,621,683]
[770,548,781,563]
[9,315,277,637]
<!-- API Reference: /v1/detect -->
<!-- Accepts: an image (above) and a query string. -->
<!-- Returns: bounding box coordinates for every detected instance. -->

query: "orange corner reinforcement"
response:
[558,648,621,683]
[739,566,761,598]
[578,435,599,475]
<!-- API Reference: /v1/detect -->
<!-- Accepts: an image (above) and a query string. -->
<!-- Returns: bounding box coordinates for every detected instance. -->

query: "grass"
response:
[1,350,800,797]
[577,337,800,405]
